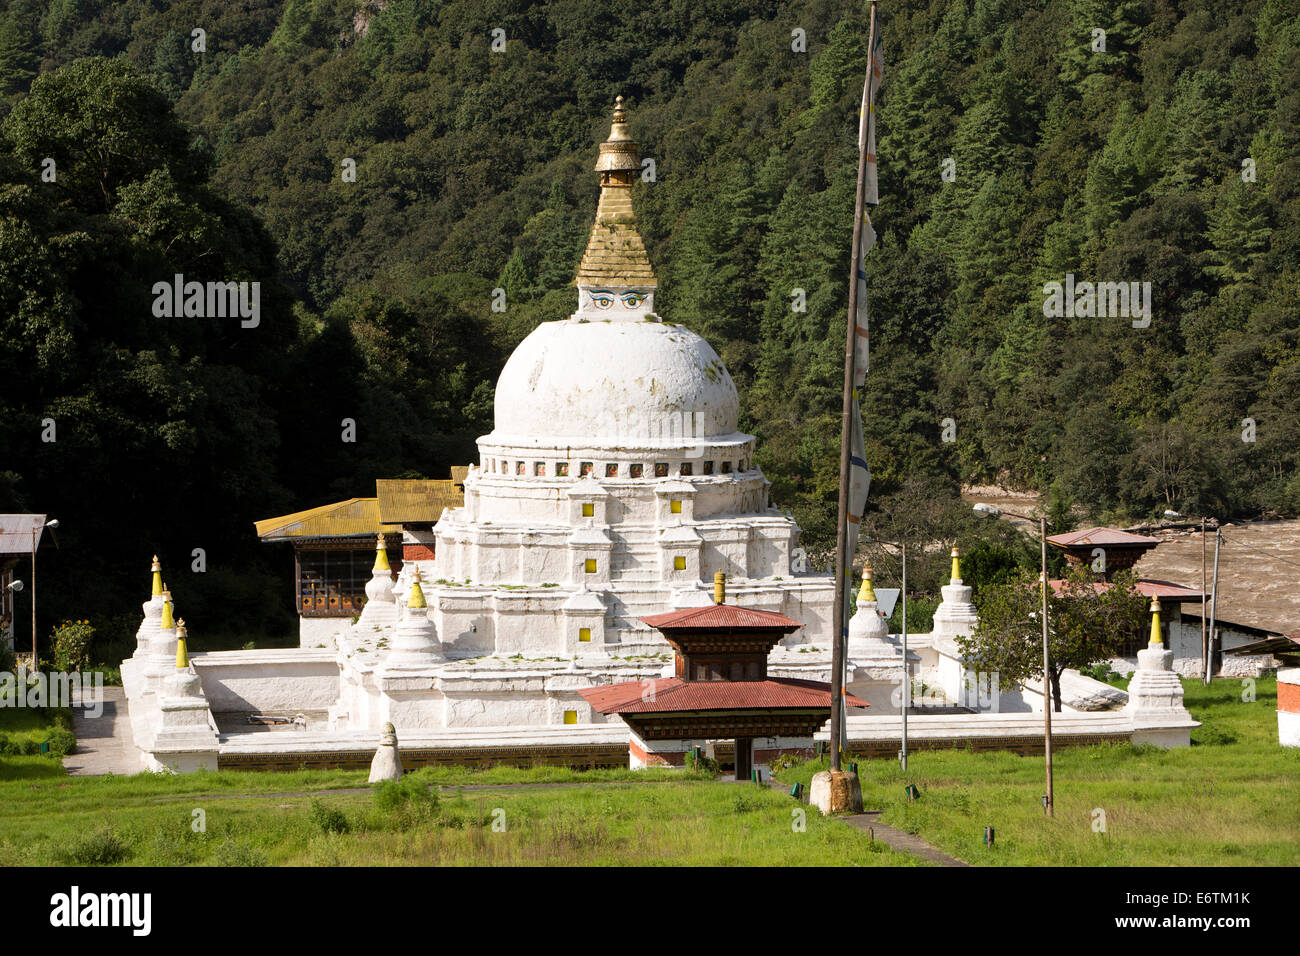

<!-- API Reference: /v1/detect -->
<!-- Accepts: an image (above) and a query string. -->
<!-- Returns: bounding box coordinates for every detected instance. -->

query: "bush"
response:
[212,838,267,867]
[0,641,15,675]
[43,728,75,757]
[372,771,440,829]
[51,620,94,672]
[308,798,350,834]
[60,828,131,866]
[0,734,15,755]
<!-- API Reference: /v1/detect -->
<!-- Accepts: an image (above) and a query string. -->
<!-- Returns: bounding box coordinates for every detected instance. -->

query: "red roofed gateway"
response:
[581,572,863,779]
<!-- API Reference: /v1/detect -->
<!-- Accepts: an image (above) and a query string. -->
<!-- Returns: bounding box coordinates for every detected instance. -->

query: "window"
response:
[584,558,597,574]
[629,463,643,478]
[297,548,389,617]
[670,500,682,515]
[673,556,686,571]
[563,710,578,725]
[581,503,594,518]
[703,461,715,475]
[534,462,546,476]
[580,461,593,477]
[605,463,618,477]
[721,461,732,473]
[556,462,569,477]
[680,462,693,476]
[654,462,668,477]
[516,461,525,475]
[579,627,591,643]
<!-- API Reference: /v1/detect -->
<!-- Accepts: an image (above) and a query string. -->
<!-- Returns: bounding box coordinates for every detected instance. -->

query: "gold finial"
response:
[175,618,189,668]
[858,561,877,604]
[151,555,163,597]
[1148,596,1162,646]
[714,570,726,605]
[160,588,175,630]
[951,545,961,583]
[407,567,427,609]
[373,533,390,572]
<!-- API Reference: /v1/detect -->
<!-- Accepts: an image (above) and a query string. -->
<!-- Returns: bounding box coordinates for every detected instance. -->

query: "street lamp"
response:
[30,518,57,670]
[973,502,1054,817]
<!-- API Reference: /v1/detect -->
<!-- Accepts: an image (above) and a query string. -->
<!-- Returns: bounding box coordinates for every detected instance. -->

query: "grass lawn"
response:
[0,705,74,781]
[0,764,909,866]
[777,676,1299,866]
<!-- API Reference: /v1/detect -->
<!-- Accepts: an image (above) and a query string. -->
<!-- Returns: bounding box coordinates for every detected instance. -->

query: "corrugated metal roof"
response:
[254,499,400,541]
[581,677,865,714]
[0,514,47,556]
[375,479,464,525]
[1047,527,1160,548]
[640,604,803,631]
[1046,578,1205,602]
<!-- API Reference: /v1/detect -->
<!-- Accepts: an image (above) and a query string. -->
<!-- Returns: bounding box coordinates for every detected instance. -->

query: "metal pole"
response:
[900,541,908,772]
[830,1,877,775]
[1207,528,1221,682]
[30,526,36,670]
[1040,516,1053,817]
[1201,518,1208,685]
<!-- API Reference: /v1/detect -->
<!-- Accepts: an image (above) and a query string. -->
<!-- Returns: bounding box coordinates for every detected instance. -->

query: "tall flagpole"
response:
[831,0,878,774]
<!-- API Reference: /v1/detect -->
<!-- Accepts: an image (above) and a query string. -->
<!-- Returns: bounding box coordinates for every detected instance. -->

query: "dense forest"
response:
[0,0,1296,658]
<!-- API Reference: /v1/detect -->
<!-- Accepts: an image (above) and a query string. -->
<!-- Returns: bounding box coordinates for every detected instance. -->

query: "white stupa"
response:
[328,98,835,732]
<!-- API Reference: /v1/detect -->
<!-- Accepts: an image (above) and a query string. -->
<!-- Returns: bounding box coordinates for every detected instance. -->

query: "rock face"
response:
[368,722,404,782]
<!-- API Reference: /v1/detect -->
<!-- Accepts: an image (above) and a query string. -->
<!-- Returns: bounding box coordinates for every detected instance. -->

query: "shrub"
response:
[51,620,94,672]
[212,838,267,867]
[0,734,15,755]
[43,728,75,757]
[0,641,14,675]
[60,828,131,866]
[372,771,440,829]
[308,798,350,834]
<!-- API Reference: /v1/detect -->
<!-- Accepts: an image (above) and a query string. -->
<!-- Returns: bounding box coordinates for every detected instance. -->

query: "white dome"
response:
[488,320,741,445]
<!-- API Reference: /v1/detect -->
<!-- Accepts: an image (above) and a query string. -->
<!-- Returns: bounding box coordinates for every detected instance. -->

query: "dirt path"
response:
[62,686,143,776]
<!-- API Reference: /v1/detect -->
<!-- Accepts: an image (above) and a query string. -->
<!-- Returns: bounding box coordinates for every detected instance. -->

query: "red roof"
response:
[640,603,802,631]
[580,677,866,714]
[1047,578,1205,602]
[1047,527,1160,548]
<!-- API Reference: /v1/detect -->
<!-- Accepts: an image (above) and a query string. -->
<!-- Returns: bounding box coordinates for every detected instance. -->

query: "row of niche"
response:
[483,457,751,478]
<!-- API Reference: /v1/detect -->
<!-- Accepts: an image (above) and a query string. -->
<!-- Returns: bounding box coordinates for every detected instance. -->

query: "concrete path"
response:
[839,811,970,867]
[767,779,969,867]
[63,686,144,776]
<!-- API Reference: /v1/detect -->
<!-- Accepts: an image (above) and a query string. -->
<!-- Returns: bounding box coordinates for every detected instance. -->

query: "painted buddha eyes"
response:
[589,290,647,310]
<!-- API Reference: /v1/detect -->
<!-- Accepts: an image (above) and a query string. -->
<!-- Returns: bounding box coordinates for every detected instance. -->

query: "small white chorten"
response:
[931,546,979,639]
[152,619,220,770]
[847,561,892,657]
[356,534,397,629]
[1125,597,1198,747]
[382,569,442,668]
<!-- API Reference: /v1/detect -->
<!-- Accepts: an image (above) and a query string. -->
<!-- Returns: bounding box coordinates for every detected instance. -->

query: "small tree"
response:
[51,619,94,672]
[957,568,1148,711]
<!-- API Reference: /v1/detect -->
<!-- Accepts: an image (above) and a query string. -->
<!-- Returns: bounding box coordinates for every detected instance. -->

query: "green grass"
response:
[0,706,74,779]
[0,765,909,866]
[776,676,1299,866]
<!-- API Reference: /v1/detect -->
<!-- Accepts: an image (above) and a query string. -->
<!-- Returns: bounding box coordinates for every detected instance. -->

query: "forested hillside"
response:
[0,0,1297,655]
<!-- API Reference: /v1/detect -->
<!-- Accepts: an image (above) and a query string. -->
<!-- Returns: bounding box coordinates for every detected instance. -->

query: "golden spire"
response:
[175,619,189,668]
[714,570,726,605]
[407,568,427,610]
[858,561,877,604]
[575,96,657,289]
[373,533,390,572]
[1148,596,1162,646]
[951,545,962,583]
[151,555,163,597]
[160,587,175,630]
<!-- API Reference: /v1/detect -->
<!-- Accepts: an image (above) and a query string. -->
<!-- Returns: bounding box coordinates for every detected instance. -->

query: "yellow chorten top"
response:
[151,554,163,597]
[160,588,175,630]
[951,545,961,583]
[407,568,427,609]
[373,533,390,572]
[1149,596,1163,646]
[574,96,657,289]
[175,619,189,668]
[858,561,877,604]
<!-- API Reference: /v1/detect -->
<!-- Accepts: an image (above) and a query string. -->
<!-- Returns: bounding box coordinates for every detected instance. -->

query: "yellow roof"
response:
[376,479,464,525]
[254,499,400,541]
